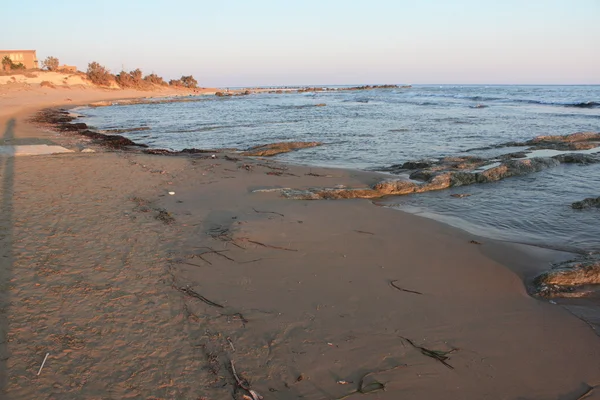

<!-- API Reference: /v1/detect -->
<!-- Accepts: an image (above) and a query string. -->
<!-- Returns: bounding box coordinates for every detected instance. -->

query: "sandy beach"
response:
[1,83,600,399]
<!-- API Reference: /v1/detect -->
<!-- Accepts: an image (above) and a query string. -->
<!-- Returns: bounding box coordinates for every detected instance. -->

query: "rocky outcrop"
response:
[242,141,322,157]
[283,154,600,200]
[466,132,600,152]
[572,196,600,210]
[533,258,600,298]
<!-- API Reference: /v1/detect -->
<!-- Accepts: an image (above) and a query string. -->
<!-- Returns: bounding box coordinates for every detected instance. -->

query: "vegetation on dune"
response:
[42,56,59,71]
[4,55,199,90]
[2,56,25,71]
[115,68,146,88]
[143,73,168,86]
[86,61,114,86]
[169,75,198,88]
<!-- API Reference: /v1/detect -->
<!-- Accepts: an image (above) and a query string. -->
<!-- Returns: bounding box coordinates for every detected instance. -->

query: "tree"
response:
[86,61,113,86]
[1,56,12,72]
[115,70,134,87]
[42,56,59,71]
[130,68,142,82]
[180,75,198,89]
[144,73,167,86]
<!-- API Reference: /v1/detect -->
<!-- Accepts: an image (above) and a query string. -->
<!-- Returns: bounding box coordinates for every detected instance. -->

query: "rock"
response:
[79,130,147,149]
[243,142,322,157]
[81,148,95,153]
[499,152,528,160]
[529,131,600,144]
[552,153,600,164]
[409,170,434,181]
[533,258,600,298]
[402,160,432,169]
[572,196,600,209]
[59,122,88,131]
[373,180,418,195]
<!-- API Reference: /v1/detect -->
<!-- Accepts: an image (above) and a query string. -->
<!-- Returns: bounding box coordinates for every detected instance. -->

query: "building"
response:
[0,50,38,69]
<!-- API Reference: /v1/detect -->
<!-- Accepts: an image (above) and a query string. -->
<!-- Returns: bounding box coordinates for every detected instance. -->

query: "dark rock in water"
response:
[552,153,600,164]
[533,258,600,298]
[499,152,528,160]
[102,126,151,134]
[409,170,434,181]
[59,122,88,131]
[572,196,600,210]
[465,131,600,153]
[79,130,147,149]
[402,160,432,169]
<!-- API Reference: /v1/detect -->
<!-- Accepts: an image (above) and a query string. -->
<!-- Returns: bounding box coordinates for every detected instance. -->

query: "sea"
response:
[76,85,600,254]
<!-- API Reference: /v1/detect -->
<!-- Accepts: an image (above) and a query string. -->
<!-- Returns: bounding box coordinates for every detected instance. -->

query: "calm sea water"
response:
[77,85,600,253]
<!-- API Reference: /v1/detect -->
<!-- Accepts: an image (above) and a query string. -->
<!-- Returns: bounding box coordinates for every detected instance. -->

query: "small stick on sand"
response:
[227,337,236,352]
[389,280,423,295]
[252,207,284,217]
[37,353,50,376]
[239,238,297,252]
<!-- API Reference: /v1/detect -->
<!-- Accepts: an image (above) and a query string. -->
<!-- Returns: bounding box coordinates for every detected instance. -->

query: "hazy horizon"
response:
[4,0,599,86]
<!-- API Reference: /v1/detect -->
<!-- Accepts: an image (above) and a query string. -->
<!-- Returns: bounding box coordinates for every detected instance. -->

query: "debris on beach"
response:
[155,208,175,224]
[401,337,457,369]
[242,141,322,157]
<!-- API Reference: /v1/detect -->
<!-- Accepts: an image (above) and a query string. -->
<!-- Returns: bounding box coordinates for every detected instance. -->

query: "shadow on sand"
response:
[0,118,15,394]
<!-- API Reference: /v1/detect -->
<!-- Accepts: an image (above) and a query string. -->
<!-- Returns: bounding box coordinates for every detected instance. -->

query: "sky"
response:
[3,0,599,86]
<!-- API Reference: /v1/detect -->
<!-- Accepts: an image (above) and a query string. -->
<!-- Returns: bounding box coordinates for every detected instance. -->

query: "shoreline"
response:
[54,102,593,258]
[2,87,600,398]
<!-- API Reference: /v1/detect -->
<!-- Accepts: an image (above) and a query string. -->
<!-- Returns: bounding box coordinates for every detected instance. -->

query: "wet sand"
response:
[1,87,600,399]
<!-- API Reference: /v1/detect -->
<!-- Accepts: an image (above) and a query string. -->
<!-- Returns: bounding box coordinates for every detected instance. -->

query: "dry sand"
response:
[1,84,599,399]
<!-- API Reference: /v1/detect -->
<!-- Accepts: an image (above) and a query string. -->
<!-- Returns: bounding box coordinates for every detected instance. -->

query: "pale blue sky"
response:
[3,0,599,86]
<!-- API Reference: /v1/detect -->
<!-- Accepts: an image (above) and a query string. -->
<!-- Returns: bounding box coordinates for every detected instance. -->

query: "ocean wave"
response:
[565,101,600,109]
[506,99,600,108]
